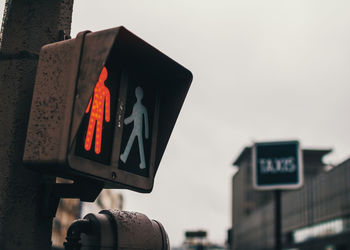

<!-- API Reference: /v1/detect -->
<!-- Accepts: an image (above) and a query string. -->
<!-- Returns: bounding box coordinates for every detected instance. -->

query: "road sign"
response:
[252,140,303,190]
[23,27,192,192]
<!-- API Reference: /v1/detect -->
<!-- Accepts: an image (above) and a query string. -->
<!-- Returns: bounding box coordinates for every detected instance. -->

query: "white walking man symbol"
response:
[120,86,149,169]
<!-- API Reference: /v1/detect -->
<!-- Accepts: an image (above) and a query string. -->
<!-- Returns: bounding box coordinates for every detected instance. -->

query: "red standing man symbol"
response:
[84,66,111,154]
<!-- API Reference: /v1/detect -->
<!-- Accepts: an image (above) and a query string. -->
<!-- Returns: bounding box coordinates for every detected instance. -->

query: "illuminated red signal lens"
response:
[84,67,111,154]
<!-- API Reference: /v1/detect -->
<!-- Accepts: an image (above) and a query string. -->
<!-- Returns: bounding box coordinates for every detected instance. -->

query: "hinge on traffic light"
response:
[58,30,72,41]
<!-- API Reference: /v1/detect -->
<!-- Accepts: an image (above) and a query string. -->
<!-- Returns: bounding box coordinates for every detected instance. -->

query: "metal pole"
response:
[274,190,282,250]
[0,0,73,249]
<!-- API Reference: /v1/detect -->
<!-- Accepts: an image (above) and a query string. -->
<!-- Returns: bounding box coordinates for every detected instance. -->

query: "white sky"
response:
[3,0,350,247]
[70,0,350,246]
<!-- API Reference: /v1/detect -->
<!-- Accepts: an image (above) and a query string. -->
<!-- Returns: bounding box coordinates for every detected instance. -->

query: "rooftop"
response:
[233,146,332,167]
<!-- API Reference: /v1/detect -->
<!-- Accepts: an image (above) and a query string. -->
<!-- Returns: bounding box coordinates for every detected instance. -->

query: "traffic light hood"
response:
[24,26,192,193]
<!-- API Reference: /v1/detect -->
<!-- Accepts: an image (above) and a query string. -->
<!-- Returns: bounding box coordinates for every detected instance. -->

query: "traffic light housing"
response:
[23,27,192,193]
[65,210,169,250]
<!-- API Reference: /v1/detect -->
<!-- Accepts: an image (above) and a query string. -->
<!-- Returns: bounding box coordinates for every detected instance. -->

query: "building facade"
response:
[231,146,350,250]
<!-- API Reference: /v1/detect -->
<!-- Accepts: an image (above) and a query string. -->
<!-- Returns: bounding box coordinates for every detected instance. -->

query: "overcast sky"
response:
[70,0,350,246]
[3,0,350,246]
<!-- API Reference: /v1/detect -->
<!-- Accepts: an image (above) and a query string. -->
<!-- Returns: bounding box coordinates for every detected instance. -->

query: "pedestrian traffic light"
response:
[23,27,192,193]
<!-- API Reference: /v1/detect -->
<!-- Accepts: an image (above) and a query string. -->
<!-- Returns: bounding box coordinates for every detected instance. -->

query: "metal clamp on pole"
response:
[52,179,104,202]
[41,178,103,218]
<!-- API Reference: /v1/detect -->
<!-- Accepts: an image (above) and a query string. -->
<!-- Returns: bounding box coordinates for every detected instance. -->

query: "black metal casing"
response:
[23,27,192,192]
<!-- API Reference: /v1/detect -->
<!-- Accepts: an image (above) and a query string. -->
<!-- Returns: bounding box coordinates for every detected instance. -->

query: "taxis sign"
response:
[252,141,303,190]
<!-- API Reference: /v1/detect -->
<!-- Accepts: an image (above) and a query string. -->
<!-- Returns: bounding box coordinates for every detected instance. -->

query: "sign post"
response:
[274,189,282,250]
[252,140,303,250]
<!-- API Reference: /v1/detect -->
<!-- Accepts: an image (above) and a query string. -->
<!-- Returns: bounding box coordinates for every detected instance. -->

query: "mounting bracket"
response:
[40,178,103,218]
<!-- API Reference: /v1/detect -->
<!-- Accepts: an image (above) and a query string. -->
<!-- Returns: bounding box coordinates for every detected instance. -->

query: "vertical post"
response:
[274,190,282,250]
[0,0,73,249]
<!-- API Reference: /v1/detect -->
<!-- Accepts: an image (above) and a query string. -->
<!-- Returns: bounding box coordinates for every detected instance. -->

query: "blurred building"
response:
[52,182,123,249]
[231,146,350,250]
[173,230,227,250]
[183,230,208,249]
[80,189,124,216]
[52,198,80,249]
